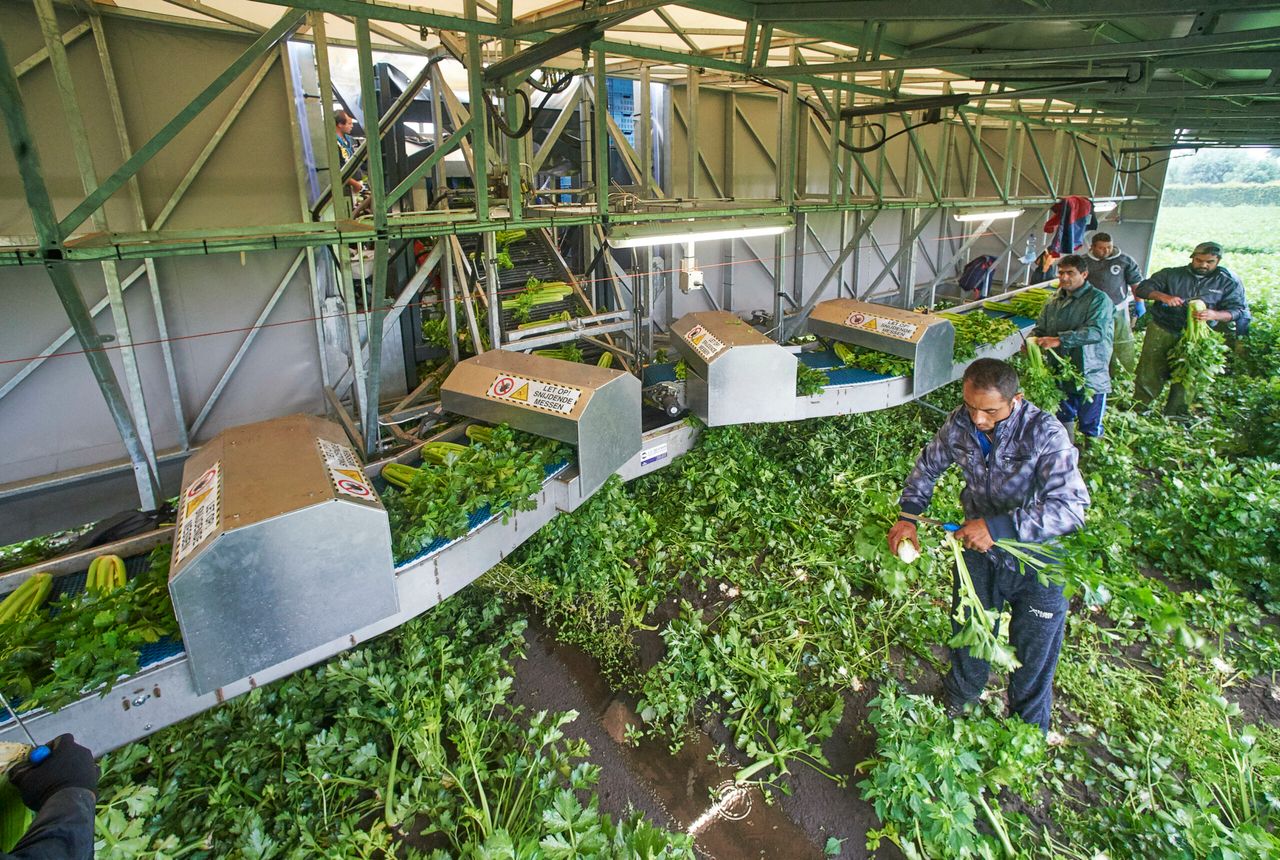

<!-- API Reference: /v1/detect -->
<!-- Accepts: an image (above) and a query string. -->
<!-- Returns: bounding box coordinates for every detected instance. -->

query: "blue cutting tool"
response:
[0,691,49,765]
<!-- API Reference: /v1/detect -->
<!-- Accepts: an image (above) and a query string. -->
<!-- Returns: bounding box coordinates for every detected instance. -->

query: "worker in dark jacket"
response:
[1084,233,1143,375]
[2,734,98,860]
[1032,253,1115,440]
[1133,241,1250,415]
[888,359,1089,732]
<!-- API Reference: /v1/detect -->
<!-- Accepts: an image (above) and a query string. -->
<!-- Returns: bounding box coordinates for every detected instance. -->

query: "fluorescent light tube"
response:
[953,209,1025,222]
[609,216,794,249]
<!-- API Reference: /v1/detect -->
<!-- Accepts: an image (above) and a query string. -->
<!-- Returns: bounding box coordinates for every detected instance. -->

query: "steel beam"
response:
[509,0,671,37]
[786,210,880,333]
[155,54,278,228]
[640,67,653,196]
[278,40,332,401]
[530,79,581,175]
[12,20,92,78]
[0,34,160,509]
[867,210,937,302]
[686,67,699,198]
[311,12,369,438]
[501,7,524,223]
[670,98,724,197]
[58,9,306,236]
[89,11,190,451]
[594,49,609,216]
[388,118,474,205]
[482,230,502,349]
[757,26,1280,77]
[162,0,264,32]
[250,0,503,36]
[4,197,1084,266]
[0,264,143,404]
[34,0,161,478]
[357,17,390,456]
[752,0,1258,22]
[465,7,490,221]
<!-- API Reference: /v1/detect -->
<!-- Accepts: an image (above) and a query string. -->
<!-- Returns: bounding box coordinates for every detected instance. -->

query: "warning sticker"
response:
[175,462,221,563]
[844,311,919,341]
[486,374,582,415]
[317,439,379,503]
[640,443,668,467]
[684,324,725,360]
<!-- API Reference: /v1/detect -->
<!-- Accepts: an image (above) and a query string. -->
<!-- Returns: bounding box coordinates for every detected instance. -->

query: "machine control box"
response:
[440,350,641,496]
[169,414,397,695]
[671,311,796,425]
[808,299,956,394]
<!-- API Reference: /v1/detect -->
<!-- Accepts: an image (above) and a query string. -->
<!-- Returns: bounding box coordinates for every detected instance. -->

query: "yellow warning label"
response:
[486,373,583,414]
[334,468,365,485]
[184,489,211,519]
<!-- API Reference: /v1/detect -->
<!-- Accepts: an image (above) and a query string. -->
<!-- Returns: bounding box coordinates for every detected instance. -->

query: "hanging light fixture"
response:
[607,215,794,249]
[952,209,1025,222]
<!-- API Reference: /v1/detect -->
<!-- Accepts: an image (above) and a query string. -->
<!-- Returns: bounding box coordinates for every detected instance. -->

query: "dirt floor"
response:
[511,620,905,859]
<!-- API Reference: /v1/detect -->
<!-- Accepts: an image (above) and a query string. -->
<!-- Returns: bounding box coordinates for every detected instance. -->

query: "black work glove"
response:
[8,733,99,811]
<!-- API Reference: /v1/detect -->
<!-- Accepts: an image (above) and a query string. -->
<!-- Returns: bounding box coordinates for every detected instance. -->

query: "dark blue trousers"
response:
[1056,391,1107,438]
[944,547,1067,732]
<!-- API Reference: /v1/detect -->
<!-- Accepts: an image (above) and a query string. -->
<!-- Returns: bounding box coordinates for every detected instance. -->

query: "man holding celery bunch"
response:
[887,359,1090,732]
[1029,253,1115,442]
[1133,241,1250,416]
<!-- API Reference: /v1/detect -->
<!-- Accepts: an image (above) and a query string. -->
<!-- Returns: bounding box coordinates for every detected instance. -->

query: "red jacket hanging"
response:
[1043,196,1096,253]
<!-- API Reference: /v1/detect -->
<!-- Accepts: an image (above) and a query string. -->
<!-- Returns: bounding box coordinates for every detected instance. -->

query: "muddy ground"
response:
[511,620,907,860]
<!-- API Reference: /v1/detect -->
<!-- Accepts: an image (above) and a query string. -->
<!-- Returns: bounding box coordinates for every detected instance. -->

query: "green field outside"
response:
[1150,204,1280,303]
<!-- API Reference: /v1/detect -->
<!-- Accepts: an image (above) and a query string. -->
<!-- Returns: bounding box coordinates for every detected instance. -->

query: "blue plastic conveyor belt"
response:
[800,349,898,387]
[0,552,185,728]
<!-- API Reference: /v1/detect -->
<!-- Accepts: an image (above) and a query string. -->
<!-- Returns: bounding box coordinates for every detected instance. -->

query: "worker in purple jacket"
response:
[887,359,1089,732]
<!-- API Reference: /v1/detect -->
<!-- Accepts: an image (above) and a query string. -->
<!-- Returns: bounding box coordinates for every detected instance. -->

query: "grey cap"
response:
[1192,241,1223,257]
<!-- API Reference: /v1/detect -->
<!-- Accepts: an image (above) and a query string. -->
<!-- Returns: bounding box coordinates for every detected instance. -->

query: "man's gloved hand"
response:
[8,734,99,811]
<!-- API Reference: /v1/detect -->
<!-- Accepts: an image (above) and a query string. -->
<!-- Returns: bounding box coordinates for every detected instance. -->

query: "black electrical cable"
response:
[838,115,946,154]
[526,69,577,94]
[1101,149,1191,175]
[485,87,535,138]
[484,69,579,140]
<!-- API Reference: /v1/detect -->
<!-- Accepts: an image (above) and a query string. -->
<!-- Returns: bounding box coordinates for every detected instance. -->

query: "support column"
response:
[594,50,608,217]
[686,66,698,198]
[639,67,652,197]
[312,12,369,433]
[0,35,159,509]
[466,0,489,221]
[356,17,390,455]
[34,0,160,479]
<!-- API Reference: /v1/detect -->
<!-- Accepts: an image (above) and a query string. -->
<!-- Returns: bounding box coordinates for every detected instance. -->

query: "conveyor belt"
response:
[460,232,579,332]
[0,552,185,731]
[0,460,583,752]
[641,362,680,385]
[799,349,897,386]
[393,459,571,569]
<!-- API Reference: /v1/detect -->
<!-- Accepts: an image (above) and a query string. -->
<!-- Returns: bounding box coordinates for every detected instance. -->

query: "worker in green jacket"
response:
[1030,254,1115,439]
[1132,242,1250,415]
